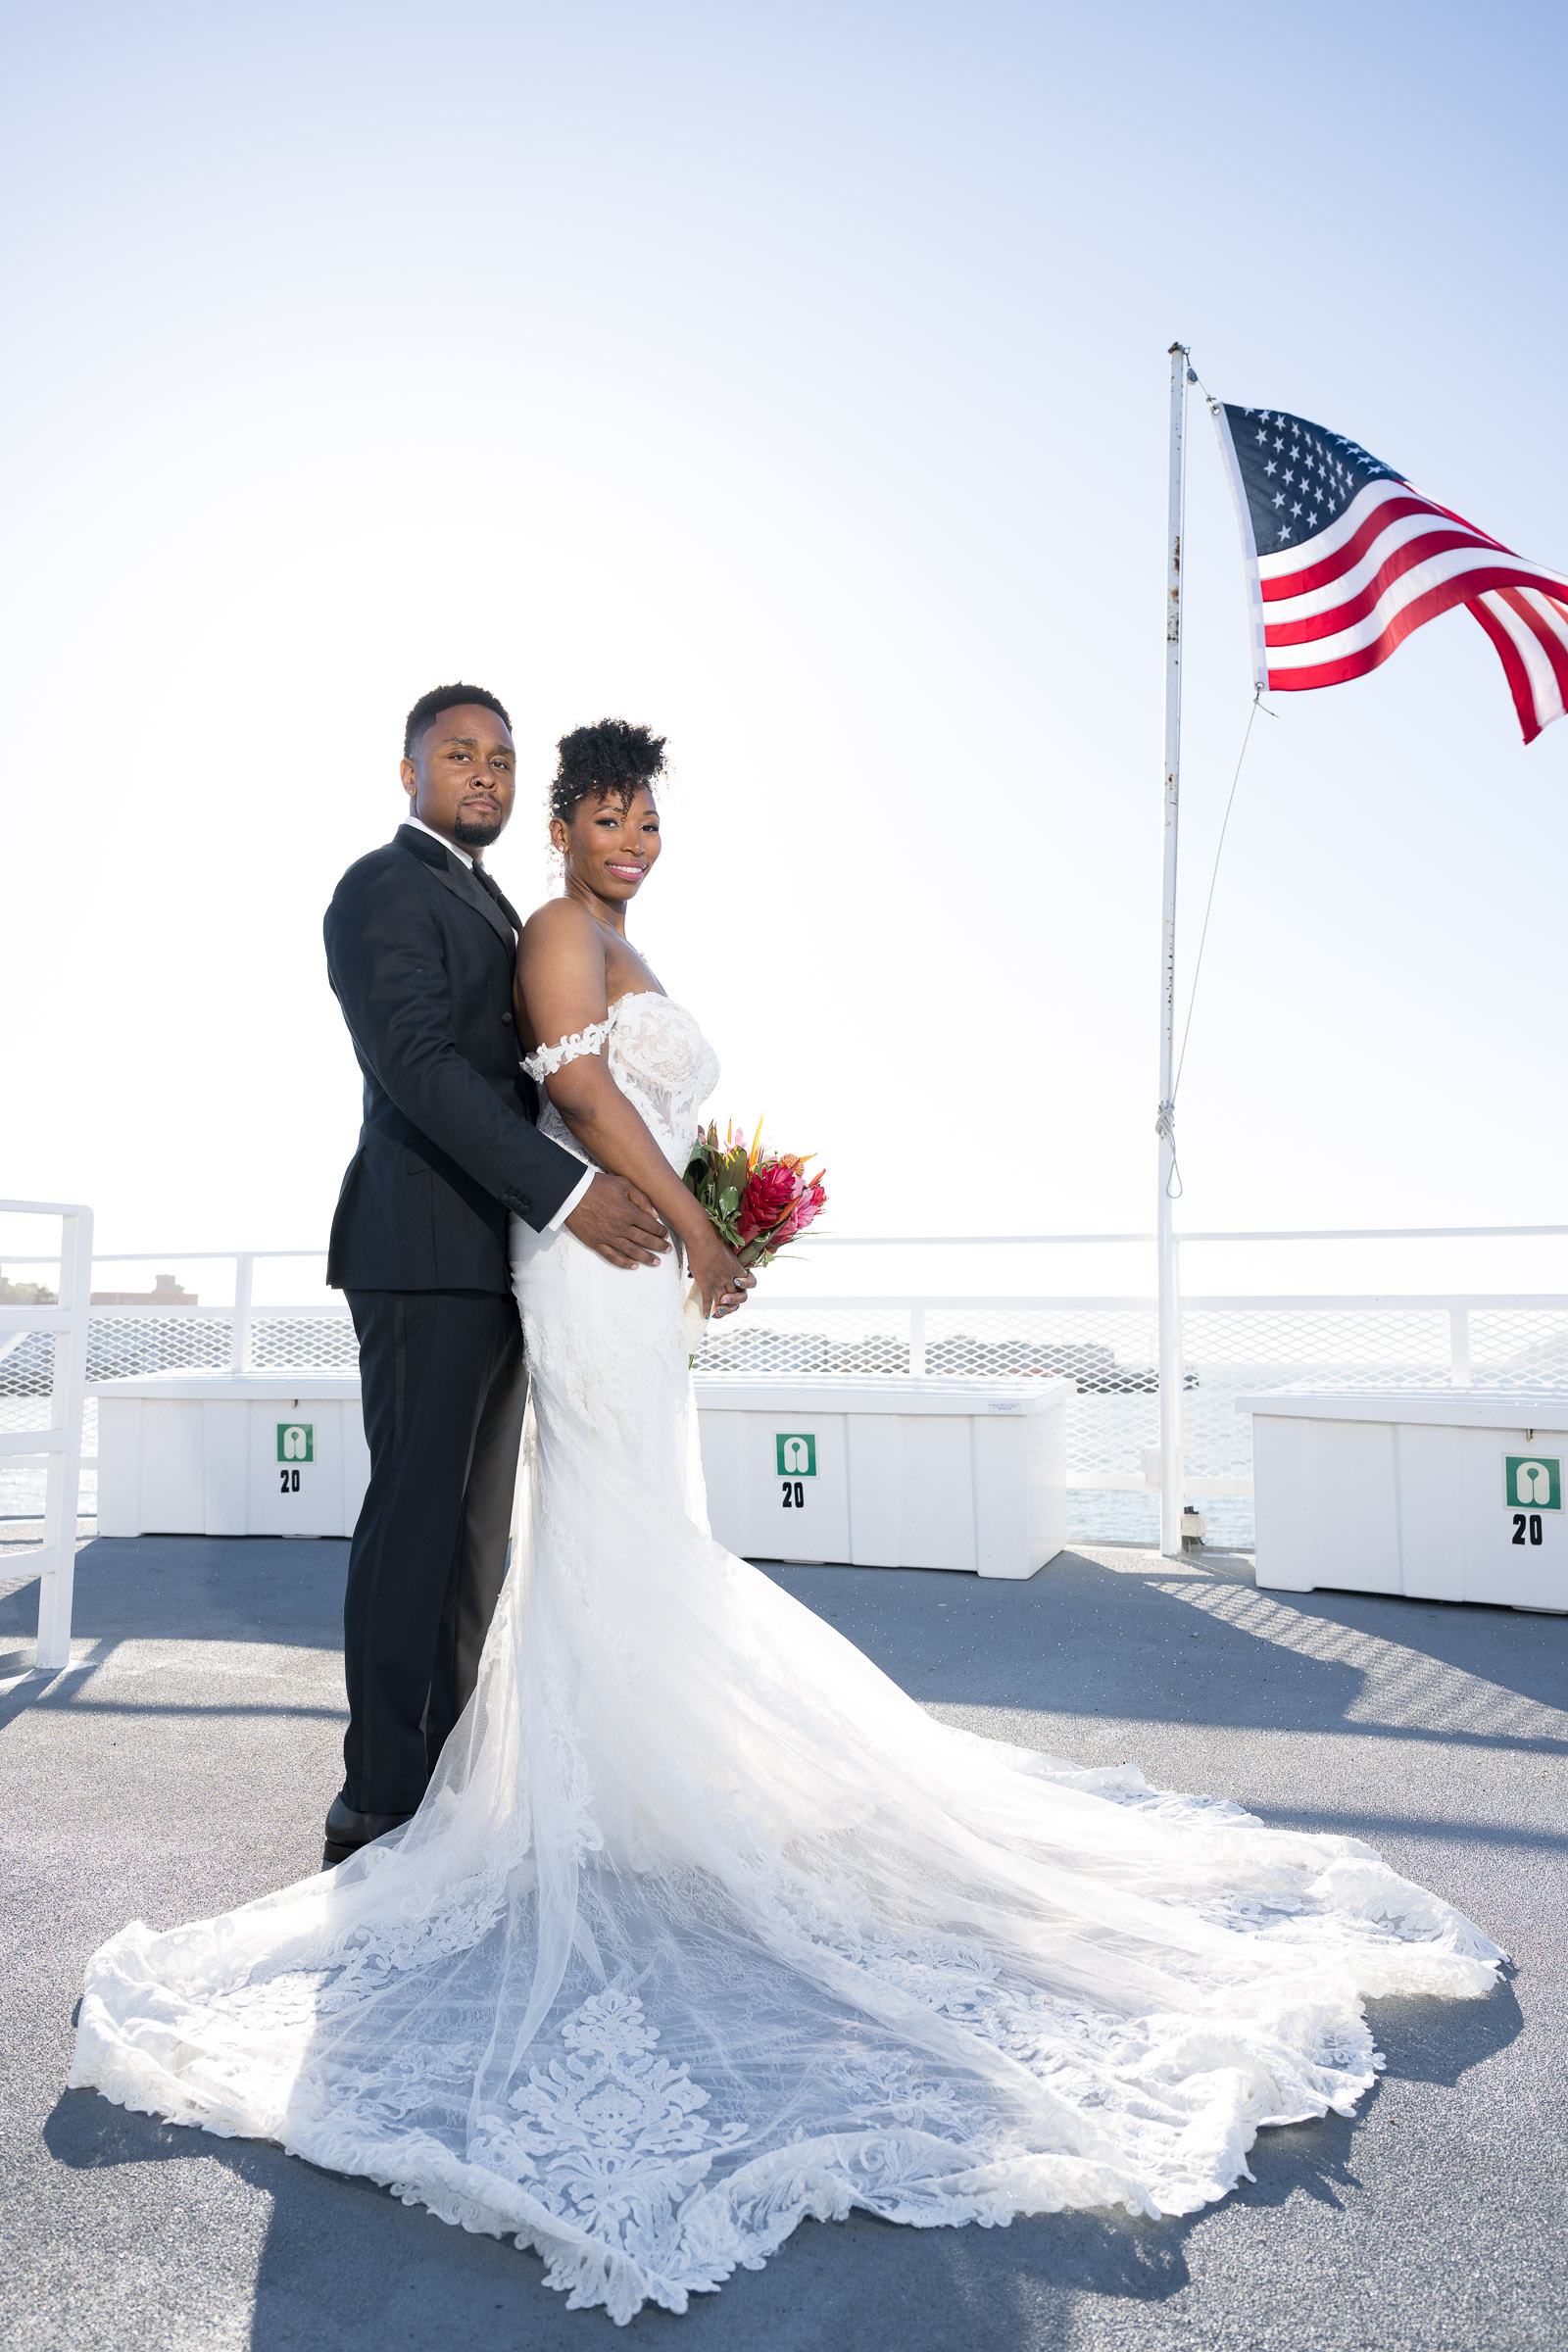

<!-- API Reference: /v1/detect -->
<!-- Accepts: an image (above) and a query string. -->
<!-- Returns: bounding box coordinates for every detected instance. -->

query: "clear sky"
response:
[4,0,1565,1275]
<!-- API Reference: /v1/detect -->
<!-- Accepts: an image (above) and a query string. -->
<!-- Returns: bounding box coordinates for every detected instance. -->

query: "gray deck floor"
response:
[2,1530,1563,2352]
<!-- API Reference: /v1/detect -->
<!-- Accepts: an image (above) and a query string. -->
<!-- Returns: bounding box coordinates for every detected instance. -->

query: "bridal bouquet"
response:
[686,1117,828,1269]
[681,1119,828,1357]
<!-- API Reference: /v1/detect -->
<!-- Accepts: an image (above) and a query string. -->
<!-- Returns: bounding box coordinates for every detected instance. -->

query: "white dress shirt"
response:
[404,812,595,1234]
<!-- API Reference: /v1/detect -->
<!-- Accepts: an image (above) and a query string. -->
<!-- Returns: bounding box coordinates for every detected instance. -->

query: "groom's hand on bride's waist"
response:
[565,1175,672,1268]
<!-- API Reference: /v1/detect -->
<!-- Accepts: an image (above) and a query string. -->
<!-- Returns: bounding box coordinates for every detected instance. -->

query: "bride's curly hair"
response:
[550,719,666,823]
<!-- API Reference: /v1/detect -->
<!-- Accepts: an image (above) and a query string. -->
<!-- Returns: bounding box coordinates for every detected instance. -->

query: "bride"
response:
[72,722,1502,2325]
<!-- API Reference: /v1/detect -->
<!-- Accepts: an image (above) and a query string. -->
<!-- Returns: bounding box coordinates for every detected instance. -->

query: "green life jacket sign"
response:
[1503,1453,1561,1510]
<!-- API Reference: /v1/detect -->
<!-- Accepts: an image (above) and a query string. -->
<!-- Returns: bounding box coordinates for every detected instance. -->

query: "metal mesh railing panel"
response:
[0,1332,54,1397]
[0,1309,361,1393]
[1180,1305,1454,1486]
[0,1394,55,1435]
[1468,1309,1568,1387]
[247,1315,359,1370]
[924,1306,1163,1484]
[696,1308,915,1380]
[81,1316,234,1382]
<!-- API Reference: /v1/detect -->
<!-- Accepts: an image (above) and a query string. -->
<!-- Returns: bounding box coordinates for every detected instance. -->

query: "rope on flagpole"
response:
[1168,683,1274,1119]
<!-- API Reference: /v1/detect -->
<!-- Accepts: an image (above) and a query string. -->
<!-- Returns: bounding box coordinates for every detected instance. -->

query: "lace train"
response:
[71,998,1503,2323]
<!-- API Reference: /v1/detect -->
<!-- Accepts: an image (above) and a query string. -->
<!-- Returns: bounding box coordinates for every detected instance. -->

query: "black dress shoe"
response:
[322,1790,415,1870]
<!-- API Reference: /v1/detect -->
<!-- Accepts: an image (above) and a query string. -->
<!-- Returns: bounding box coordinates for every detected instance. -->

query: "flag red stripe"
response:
[1502,587,1568,706]
[1466,597,1545,745]
[1262,529,1524,644]
[1264,570,1532,690]
[1259,493,1496,601]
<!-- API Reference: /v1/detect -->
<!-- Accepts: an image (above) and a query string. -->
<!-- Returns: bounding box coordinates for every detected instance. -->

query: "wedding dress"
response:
[72,991,1502,2324]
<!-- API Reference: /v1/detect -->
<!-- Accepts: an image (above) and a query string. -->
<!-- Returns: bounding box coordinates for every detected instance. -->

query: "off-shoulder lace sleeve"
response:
[522,1016,612,1081]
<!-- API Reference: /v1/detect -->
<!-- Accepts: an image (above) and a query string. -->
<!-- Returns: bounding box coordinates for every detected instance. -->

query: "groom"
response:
[321,682,669,1867]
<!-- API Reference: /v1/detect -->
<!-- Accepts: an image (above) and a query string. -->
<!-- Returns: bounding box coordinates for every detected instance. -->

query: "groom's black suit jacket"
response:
[323,824,584,1294]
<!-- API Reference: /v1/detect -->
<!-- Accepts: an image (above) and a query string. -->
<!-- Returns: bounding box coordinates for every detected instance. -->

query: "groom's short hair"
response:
[404,683,513,760]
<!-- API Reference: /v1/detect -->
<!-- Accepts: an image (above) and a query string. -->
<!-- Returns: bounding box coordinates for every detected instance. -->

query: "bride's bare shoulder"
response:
[517,897,604,962]
[514,900,611,1047]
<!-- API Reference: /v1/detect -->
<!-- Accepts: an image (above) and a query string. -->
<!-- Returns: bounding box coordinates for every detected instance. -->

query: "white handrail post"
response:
[908,1303,927,1376]
[1449,1305,1472,1386]
[230,1252,255,1372]
[34,1204,92,1672]
[1156,340,1190,1558]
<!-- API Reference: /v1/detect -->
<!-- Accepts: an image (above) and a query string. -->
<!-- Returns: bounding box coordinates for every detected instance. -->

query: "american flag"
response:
[1211,402,1568,743]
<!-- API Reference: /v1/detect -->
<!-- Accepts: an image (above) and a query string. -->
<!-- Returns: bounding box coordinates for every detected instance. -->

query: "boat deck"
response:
[2,1531,1562,2352]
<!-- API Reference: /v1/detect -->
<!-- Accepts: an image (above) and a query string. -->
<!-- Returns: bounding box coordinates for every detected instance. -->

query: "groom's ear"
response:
[400,757,418,801]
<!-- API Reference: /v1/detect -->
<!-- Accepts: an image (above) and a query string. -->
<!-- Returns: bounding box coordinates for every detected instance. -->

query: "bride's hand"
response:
[686,1223,756,1319]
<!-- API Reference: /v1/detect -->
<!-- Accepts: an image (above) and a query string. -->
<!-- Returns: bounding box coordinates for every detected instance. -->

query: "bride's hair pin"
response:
[549,718,666,828]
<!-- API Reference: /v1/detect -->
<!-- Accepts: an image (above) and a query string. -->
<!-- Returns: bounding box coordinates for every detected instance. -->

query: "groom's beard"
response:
[452,815,505,851]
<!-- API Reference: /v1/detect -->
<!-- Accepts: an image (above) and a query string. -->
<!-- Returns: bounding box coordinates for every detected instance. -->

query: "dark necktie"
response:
[468,860,521,936]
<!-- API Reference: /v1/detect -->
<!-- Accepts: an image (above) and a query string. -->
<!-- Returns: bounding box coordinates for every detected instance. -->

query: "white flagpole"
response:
[1156,342,1190,1558]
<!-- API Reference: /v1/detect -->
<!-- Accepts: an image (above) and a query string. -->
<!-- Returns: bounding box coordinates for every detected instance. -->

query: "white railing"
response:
[0,1200,93,1669]
[2,1249,330,1367]
[8,1230,1568,1550]
[41,1250,329,1376]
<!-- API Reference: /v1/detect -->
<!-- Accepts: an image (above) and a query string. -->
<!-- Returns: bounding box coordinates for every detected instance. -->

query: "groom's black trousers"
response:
[342,1288,526,1816]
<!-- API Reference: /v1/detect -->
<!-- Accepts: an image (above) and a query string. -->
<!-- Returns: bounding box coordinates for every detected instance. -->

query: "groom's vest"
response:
[323,826,583,1293]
